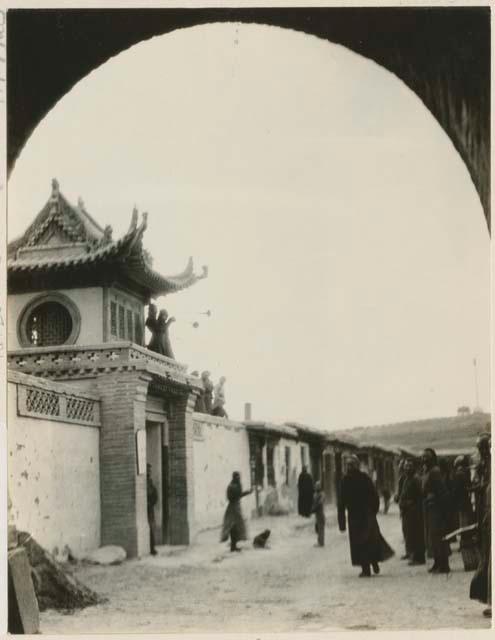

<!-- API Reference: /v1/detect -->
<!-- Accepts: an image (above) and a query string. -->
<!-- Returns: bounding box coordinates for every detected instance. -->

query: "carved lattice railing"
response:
[7,342,189,381]
[15,379,101,427]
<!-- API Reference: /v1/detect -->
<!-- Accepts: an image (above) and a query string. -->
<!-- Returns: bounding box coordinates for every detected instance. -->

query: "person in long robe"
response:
[394,458,411,560]
[220,472,252,552]
[145,303,159,347]
[399,458,425,565]
[311,481,325,546]
[146,306,176,359]
[338,455,394,577]
[212,376,228,418]
[297,466,314,518]
[421,448,451,574]
[191,371,207,413]
[439,457,457,542]
[470,433,491,617]
[451,455,475,549]
[201,371,214,414]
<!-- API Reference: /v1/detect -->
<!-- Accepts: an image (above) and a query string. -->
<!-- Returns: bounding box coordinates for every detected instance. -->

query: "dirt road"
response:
[41,508,490,633]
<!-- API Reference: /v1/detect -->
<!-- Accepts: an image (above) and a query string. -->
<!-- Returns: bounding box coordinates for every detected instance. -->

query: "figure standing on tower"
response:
[212,376,228,418]
[146,303,176,359]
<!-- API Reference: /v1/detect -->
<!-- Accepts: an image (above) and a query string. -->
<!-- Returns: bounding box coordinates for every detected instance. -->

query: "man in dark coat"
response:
[452,455,475,549]
[297,466,314,518]
[220,472,253,552]
[399,458,425,565]
[394,458,411,560]
[338,455,394,577]
[421,448,451,573]
[439,457,457,541]
[470,433,491,617]
[147,464,158,556]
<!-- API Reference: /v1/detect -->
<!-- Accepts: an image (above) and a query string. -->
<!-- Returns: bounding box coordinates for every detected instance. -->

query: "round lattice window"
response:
[18,294,81,347]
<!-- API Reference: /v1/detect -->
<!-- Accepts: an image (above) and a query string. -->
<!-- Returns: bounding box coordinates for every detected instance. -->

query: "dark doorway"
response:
[310,445,321,482]
[285,446,291,485]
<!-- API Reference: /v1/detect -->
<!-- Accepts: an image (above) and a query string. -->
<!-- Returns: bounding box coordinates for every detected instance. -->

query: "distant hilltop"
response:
[333,413,491,456]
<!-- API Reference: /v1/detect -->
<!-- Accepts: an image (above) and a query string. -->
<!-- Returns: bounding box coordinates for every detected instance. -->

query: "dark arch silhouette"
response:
[7,7,490,228]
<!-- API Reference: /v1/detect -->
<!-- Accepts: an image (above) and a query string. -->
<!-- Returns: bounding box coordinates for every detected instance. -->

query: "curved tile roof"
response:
[8,179,208,297]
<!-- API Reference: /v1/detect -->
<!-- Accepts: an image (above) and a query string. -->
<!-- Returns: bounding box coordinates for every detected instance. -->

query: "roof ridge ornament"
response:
[141,212,148,231]
[51,178,59,198]
[129,205,139,233]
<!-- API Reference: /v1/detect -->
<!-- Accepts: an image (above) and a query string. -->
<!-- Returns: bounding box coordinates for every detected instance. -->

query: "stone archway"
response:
[7,7,490,227]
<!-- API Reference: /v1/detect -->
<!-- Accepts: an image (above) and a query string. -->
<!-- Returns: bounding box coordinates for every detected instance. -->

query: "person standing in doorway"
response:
[297,465,314,518]
[220,472,253,552]
[312,481,326,547]
[338,455,394,577]
[147,464,158,556]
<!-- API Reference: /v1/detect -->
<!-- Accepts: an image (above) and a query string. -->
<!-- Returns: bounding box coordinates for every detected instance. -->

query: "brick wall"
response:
[97,369,151,557]
[168,392,196,544]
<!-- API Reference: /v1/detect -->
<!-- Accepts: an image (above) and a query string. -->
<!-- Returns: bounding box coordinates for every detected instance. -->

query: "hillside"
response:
[333,413,491,455]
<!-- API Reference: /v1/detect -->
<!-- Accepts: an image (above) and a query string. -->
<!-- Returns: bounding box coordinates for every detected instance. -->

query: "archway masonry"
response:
[7,7,490,227]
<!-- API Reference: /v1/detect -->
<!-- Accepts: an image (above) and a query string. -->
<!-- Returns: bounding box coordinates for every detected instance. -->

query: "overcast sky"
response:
[8,23,490,429]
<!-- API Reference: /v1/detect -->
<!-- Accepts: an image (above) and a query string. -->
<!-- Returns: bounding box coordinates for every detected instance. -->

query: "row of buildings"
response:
[7,181,402,560]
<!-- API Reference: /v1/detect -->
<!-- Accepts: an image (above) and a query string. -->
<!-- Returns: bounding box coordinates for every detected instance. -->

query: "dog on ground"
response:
[253,529,271,549]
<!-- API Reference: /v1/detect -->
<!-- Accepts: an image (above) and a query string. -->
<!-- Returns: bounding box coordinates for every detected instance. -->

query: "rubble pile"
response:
[17,532,103,612]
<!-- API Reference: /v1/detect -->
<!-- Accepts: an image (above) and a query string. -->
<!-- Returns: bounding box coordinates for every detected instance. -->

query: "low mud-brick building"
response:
[7,179,207,557]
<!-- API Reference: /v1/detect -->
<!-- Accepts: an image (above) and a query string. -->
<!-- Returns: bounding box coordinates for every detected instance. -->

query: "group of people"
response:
[297,461,394,576]
[152,433,491,618]
[297,466,327,547]
[297,436,491,595]
[395,435,491,616]
[192,371,228,418]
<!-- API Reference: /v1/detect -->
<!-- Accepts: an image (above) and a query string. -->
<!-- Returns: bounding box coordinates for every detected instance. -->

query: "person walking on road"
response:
[470,433,491,618]
[395,458,411,560]
[311,481,325,547]
[421,448,451,574]
[399,459,425,565]
[338,455,394,577]
[220,472,253,552]
[451,455,475,549]
[297,465,314,518]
